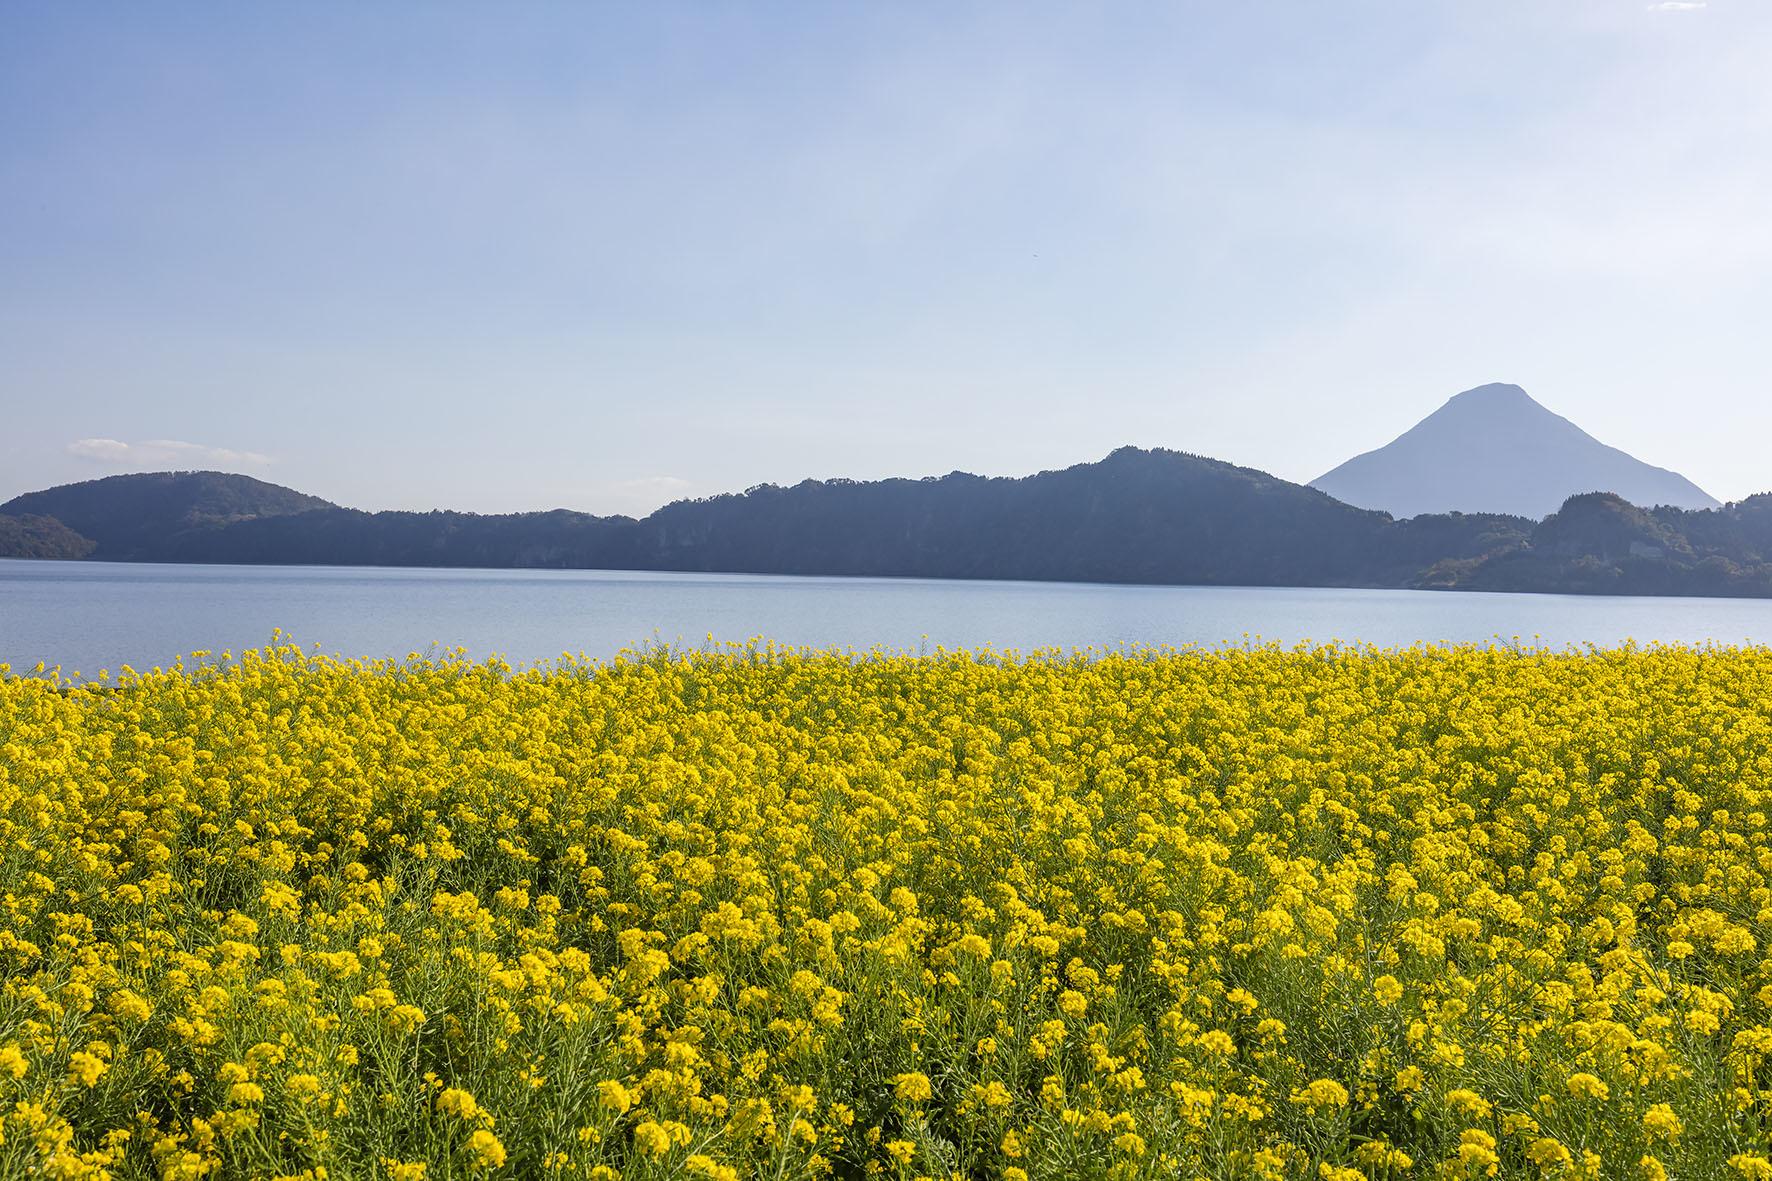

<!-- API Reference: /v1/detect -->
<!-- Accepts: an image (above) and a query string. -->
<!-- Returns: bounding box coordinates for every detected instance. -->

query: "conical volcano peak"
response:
[1310,382,1718,520]
[1445,382,1533,406]
[1422,383,1567,434]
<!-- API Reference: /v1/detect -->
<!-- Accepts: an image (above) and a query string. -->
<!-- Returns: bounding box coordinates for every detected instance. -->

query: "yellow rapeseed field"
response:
[3,639,1772,1180]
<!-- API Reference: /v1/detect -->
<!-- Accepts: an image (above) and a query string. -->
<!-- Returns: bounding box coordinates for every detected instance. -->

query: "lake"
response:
[4,558,1772,675]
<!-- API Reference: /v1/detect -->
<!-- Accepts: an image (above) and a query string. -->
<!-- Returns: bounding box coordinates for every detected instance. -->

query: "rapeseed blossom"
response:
[1642,1103,1682,1142]
[465,1129,507,1170]
[1,638,1771,1177]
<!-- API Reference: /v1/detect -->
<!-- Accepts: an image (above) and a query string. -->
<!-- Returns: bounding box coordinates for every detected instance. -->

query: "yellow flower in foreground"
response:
[1459,1129,1500,1176]
[1730,1156,1772,1181]
[893,1072,933,1102]
[1445,1089,1491,1118]
[954,932,991,957]
[1527,1138,1573,1172]
[686,1155,738,1181]
[1566,1073,1610,1101]
[227,1081,265,1106]
[386,1004,426,1035]
[437,1088,481,1121]
[1291,1079,1349,1113]
[1642,1104,1682,1142]
[633,1121,672,1159]
[597,1080,633,1114]
[1355,1141,1413,1172]
[68,1052,107,1088]
[465,1129,506,1170]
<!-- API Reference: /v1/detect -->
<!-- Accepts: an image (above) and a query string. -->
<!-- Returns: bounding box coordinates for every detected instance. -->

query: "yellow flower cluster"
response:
[3,639,1772,1179]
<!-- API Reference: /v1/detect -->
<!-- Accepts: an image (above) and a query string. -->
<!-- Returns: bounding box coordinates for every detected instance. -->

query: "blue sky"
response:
[3,1,1768,514]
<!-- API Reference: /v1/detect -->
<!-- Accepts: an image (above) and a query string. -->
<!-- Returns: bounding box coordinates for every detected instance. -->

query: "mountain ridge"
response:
[6,445,1771,596]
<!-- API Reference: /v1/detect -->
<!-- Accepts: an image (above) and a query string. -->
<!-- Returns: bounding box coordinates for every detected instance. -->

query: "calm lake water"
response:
[5,558,1772,675]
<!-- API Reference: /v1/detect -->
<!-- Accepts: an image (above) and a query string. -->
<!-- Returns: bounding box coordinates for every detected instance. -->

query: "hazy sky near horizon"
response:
[4,1,1769,515]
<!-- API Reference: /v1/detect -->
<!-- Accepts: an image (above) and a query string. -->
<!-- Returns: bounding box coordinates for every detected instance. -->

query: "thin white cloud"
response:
[66,438,132,462]
[67,437,273,468]
[1646,2,1706,11]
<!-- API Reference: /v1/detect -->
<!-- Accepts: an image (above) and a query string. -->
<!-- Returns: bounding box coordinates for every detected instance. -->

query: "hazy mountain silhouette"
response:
[1311,383,1719,520]
[6,449,1771,596]
[1,454,1514,586]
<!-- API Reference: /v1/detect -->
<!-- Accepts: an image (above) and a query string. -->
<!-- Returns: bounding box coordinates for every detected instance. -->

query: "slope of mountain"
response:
[0,471,334,560]
[1311,383,1719,520]
[0,513,96,560]
[164,507,637,569]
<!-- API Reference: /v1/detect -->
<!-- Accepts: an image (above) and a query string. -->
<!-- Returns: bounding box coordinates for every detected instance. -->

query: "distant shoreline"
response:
[12,553,1772,606]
